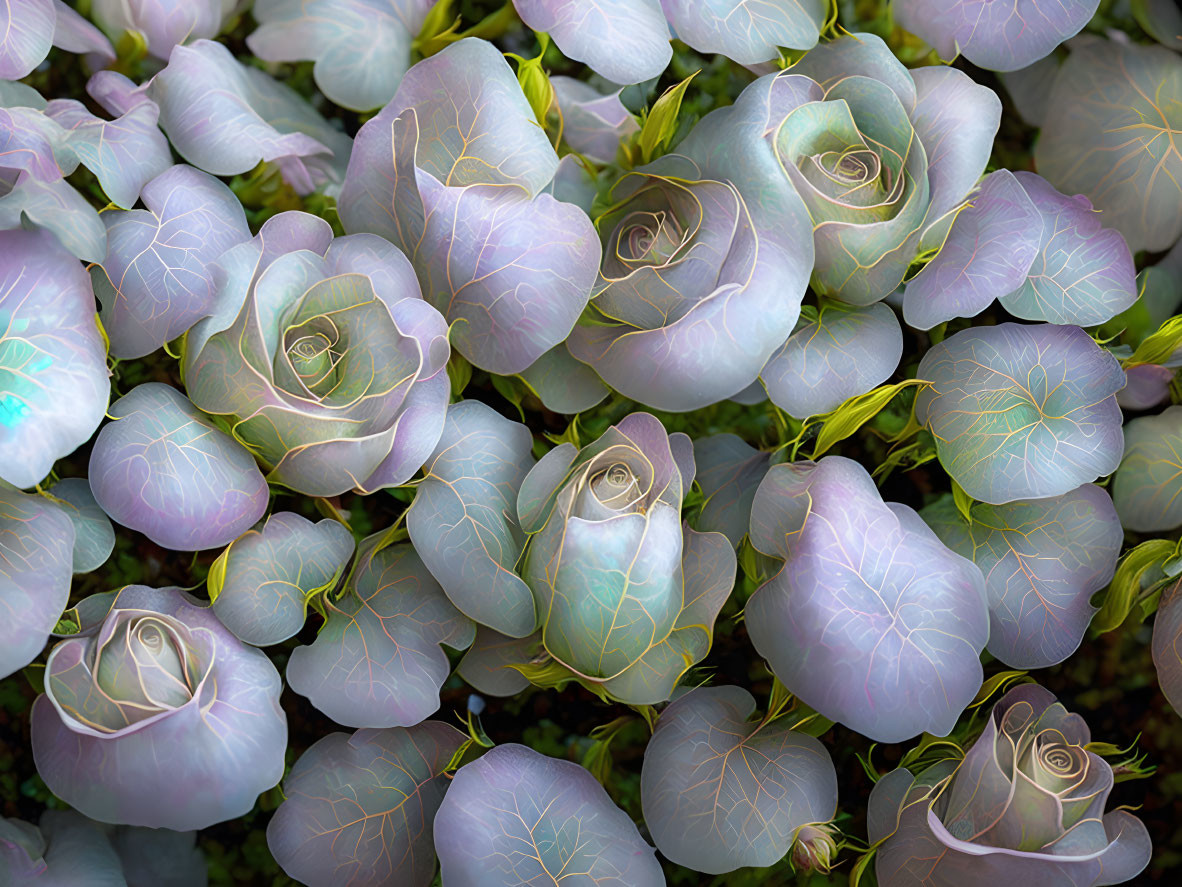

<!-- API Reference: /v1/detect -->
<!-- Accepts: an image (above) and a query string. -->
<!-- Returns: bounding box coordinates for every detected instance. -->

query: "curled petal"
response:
[0,0,54,79]
[551,77,638,164]
[147,40,352,194]
[91,0,228,59]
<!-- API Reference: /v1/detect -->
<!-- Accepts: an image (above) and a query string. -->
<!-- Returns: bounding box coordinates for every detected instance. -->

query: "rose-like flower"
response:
[31,586,287,831]
[408,403,736,705]
[869,684,1151,887]
[567,163,813,411]
[684,34,999,307]
[517,413,736,702]
[183,210,450,497]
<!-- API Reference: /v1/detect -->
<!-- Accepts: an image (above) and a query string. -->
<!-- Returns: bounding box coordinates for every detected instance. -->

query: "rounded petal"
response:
[247,0,436,112]
[916,323,1126,504]
[923,485,1122,669]
[514,0,672,85]
[94,164,252,360]
[286,541,475,728]
[1035,40,1182,253]
[660,0,825,63]
[518,344,610,414]
[692,433,773,547]
[1112,405,1182,532]
[0,0,54,79]
[894,0,1099,71]
[91,0,227,59]
[999,172,1137,327]
[0,488,74,680]
[747,458,989,742]
[434,744,665,887]
[88,383,269,551]
[407,400,538,638]
[456,627,540,697]
[763,302,903,418]
[0,228,109,489]
[49,478,115,574]
[903,170,1041,331]
[641,685,838,873]
[267,722,464,887]
[1118,364,1174,412]
[111,825,206,887]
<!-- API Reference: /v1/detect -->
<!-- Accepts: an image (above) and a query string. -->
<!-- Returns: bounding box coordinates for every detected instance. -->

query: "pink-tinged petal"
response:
[513,0,671,85]
[434,744,665,887]
[88,384,268,551]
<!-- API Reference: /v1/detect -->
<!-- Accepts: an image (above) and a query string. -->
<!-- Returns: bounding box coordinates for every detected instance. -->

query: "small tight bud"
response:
[791,822,839,875]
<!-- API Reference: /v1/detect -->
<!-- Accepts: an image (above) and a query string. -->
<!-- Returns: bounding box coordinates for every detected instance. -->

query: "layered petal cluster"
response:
[700,35,1000,306]
[519,412,736,703]
[870,684,1151,887]
[747,457,989,742]
[916,323,1126,505]
[184,211,451,496]
[434,744,666,887]
[567,158,812,411]
[0,228,110,488]
[340,38,600,375]
[408,403,736,705]
[31,586,288,831]
[512,0,827,84]
[894,0,1099,71]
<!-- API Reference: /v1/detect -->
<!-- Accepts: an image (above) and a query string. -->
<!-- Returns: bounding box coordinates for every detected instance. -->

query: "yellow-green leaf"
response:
[1124,314,1182,367]
[638,72,698,164]
[950,478,974,523]
[810,379,928,458]
[1093,539,1177,634]
[206,546,230,604]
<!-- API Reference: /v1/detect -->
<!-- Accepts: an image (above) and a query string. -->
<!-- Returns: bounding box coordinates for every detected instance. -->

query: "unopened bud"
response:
[791,822,839,874]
